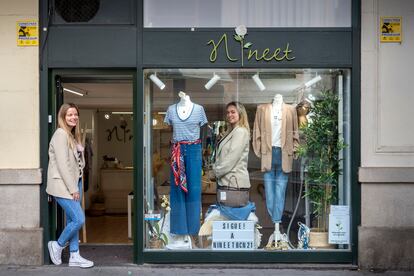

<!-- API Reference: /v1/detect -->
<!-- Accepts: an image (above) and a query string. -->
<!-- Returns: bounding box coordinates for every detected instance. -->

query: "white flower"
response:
[161,203,166,208]
[235,25,247,38]
[166,206,171,211]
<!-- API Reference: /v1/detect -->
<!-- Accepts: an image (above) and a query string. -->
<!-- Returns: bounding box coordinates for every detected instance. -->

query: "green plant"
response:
[148,195,170,246]
[297,90,347,232]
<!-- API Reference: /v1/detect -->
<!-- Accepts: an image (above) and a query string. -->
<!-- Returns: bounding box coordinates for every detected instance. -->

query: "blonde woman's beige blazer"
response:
[46,128,85,199]
[213,126,251,189]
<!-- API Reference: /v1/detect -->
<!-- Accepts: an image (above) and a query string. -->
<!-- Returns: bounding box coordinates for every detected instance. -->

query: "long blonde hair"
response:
[57,103,82,149]
[226,101,250,136]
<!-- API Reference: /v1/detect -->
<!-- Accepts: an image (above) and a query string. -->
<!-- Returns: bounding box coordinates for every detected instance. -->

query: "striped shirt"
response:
[164,103,208,142]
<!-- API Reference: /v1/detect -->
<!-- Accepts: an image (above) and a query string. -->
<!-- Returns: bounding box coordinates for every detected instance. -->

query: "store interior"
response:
[61,75,133,244]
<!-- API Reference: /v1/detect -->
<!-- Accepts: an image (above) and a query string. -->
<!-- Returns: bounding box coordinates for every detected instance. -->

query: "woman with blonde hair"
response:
[213,101,251,206]
[46,103,93,268]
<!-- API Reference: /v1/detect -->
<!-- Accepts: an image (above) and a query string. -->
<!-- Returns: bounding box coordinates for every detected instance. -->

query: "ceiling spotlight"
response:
[104,113,110,120]
[305,75,322,88]
[252,73,266,91]
[149,73,166,90]
[204,73,221,90]
[63,88,84,96]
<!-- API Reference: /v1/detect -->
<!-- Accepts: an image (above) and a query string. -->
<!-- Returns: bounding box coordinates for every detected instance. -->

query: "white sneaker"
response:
[69,251,94,268]
[48,241,64,265]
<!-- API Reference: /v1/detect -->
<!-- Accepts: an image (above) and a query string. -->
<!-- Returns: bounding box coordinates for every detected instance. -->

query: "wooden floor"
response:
[81,214,132,244]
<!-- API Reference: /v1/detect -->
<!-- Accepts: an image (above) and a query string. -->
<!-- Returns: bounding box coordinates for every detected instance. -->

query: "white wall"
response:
[361,0,414,167]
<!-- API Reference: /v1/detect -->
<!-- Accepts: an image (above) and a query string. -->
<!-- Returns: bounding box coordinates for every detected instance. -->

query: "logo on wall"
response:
[106,117,133,143]
[207,25,295,66]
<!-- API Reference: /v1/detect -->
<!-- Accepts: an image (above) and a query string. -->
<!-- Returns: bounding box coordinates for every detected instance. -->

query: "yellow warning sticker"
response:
[380,17,402,43]
[17,20,38,46]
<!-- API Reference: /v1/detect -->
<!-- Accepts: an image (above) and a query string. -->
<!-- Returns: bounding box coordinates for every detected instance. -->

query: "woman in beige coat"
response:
[46,103,93,268]
[213,102,251,203]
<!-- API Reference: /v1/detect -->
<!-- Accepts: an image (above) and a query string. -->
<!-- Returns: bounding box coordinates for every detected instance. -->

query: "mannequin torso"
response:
[177,91,194,120]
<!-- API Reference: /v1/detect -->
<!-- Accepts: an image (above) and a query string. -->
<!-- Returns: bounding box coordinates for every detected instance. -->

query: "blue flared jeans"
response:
[55,178,85,252]
[263,147,289,223]
[169,143,202,235]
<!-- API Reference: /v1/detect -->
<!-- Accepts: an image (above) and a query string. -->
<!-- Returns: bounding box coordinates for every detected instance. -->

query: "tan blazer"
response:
[252,103,299,173]
[46,128,85,199]
[213,126,251,189]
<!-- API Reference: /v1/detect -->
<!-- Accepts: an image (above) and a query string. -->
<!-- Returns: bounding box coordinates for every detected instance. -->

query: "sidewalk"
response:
[1,265,412,276]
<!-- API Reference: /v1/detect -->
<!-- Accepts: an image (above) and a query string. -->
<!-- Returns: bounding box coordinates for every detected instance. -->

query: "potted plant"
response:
[297,89,347,248]
[148,195,170,249]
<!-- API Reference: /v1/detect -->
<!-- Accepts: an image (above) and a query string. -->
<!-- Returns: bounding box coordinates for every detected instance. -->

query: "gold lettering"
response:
[209,34,295,63]
[207,34,237,63]
[261,48,272,61]
[283,43,295,61]
[247,49,259,60]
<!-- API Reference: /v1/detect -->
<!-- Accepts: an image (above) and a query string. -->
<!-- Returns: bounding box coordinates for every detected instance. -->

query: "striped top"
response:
[164,103,208,142]
[78,152,83,177]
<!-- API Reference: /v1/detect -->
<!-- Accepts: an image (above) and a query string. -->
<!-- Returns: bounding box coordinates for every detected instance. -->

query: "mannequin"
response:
[164,91,208,249]
[177,91,194,120]
[252,93,299,248]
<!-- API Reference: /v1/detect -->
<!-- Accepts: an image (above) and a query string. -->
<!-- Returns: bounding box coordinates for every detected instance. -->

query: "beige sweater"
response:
[252,103,299,173]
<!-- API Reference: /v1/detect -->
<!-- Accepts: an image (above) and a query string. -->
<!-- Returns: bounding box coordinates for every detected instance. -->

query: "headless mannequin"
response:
[177,91,194,121]
[167,91,199,249]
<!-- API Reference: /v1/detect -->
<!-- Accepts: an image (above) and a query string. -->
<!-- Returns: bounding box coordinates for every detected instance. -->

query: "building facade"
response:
[0,0,412,270]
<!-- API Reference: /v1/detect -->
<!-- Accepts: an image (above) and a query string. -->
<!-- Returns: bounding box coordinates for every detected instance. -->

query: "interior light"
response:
[112,111,133,115]
[104,114,110,120]
[304,75,322,88]
[149,73,166,90]
[63,88,84,96]
[252,73,266,91]
[204,73,221,90]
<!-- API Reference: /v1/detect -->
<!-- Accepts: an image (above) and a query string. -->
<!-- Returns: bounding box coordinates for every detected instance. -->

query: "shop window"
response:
[143,68,351,252]
[144,0,351,28]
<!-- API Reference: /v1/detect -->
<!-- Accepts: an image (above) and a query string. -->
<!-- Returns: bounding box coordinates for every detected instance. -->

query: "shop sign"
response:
[380,16,402,43]
[328,205,350,244]
[212,221,254,250]
[207,25,295,66]
[17,20,38,46]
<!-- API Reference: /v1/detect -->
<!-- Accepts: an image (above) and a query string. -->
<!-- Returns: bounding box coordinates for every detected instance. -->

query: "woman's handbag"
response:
[216,176,249,207]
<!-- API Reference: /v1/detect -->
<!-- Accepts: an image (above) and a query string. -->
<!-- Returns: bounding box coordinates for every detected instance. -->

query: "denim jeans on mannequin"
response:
[55,178,85,252]
[263,147,289,223]
[170,143,202,235]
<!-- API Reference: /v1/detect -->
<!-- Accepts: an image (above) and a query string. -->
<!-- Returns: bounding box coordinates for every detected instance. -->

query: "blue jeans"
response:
[55,178,85,252]
[263,147,289,223]
[170,143,202,235]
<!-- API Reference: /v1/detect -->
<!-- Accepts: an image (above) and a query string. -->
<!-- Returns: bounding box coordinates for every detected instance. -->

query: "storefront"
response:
[40,0,360,265]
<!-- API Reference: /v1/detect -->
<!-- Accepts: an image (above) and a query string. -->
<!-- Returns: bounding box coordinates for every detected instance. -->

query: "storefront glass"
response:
[143,68,351,252]
[144,0,351,28]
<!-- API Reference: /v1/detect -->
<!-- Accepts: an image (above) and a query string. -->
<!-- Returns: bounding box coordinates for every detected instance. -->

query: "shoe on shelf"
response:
[69,251,94,268]
[48,241,64,265]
